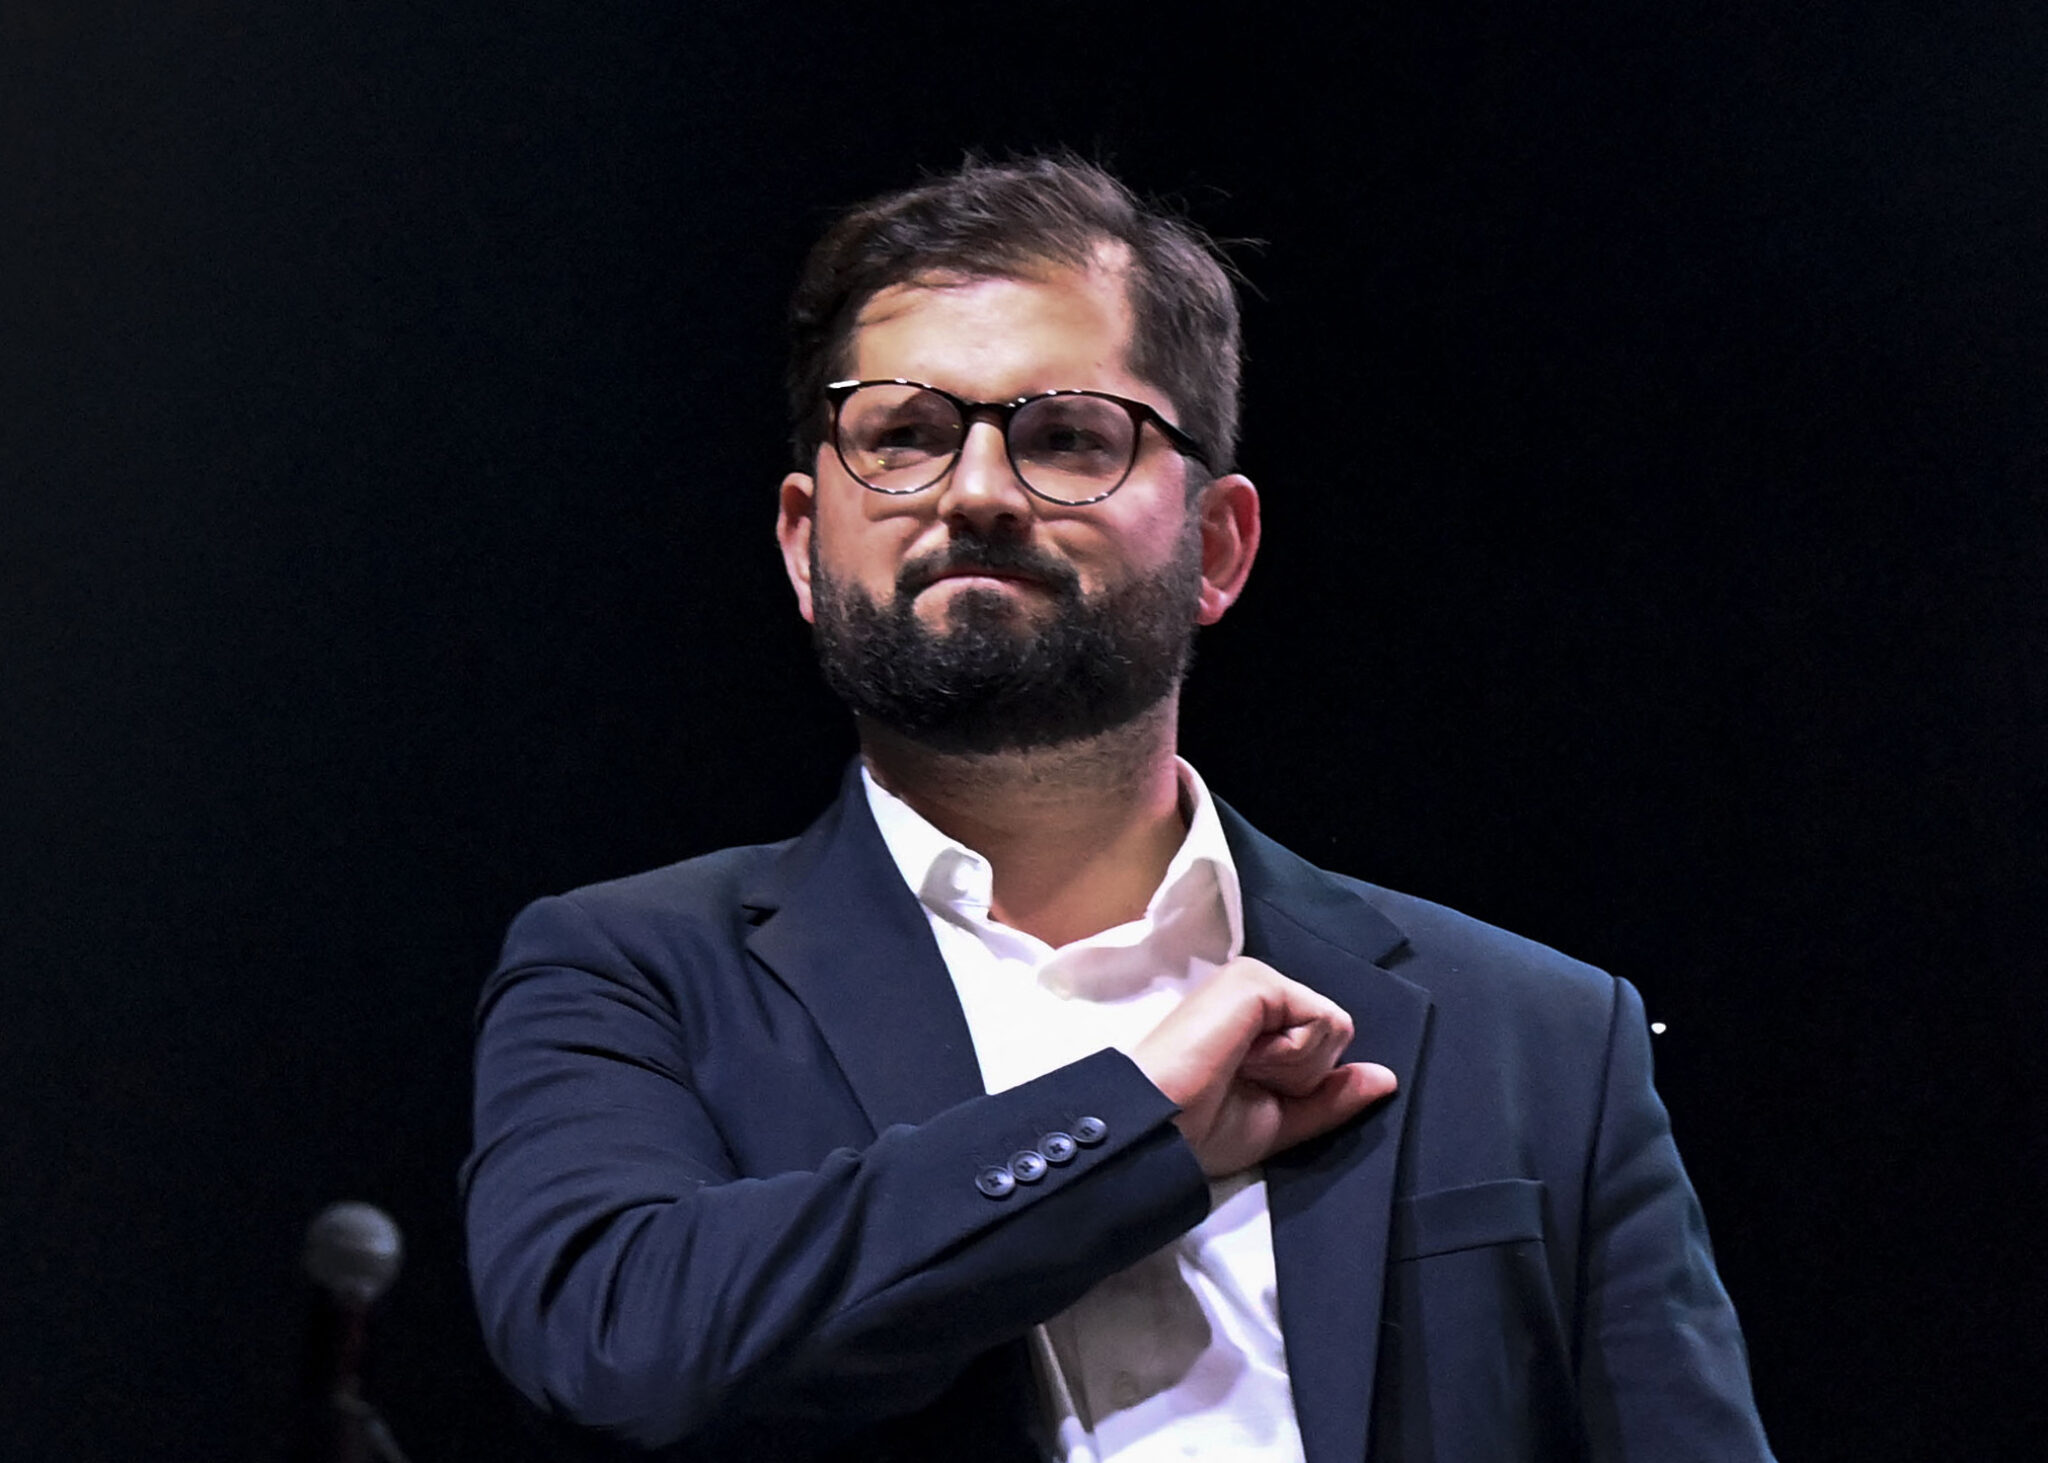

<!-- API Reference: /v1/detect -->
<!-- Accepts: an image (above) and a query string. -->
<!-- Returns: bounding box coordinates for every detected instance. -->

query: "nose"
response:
[932,418,1033,536]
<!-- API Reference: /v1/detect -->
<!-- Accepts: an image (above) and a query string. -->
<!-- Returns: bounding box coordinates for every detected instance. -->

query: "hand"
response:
[1131,957,1397,1178]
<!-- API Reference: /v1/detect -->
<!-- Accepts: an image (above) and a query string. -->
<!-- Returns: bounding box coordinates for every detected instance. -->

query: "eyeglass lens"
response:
[835,384,1137,503]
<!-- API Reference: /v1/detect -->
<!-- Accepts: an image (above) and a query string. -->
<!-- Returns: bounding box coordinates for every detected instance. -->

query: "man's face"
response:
[776,255,1259,754]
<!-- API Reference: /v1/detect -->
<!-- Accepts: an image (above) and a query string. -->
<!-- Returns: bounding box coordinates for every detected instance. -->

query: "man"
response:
[463,155,1774,1462]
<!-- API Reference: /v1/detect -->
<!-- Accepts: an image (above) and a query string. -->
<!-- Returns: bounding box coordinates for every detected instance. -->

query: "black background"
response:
[8,3,2043,1459]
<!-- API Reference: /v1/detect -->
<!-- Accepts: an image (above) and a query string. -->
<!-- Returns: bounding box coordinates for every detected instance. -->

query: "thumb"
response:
[1268,1062,1398,1153]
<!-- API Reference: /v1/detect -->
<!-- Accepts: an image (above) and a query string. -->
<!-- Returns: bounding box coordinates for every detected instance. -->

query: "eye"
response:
[842,388,962,471]
[869,419,950,457]
[1011,396,1131,475]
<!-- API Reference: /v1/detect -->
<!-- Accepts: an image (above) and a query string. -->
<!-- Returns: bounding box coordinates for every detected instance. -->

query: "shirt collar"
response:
[861,758,1244,959]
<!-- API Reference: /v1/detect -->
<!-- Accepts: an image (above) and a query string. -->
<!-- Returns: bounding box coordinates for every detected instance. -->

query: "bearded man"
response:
[462,155,1775,1463]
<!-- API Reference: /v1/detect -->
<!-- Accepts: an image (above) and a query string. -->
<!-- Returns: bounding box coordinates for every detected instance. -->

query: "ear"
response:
[1193,473,1260,625]
[776,471,819,624]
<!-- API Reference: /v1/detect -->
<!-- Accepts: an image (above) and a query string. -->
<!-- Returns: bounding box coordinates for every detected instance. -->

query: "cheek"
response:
[814,493,919,585]
[1082,503,1196,585]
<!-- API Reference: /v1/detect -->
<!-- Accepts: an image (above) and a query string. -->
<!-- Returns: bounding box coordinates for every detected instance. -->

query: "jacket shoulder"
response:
[1339,875,1606,978]
[484,838,799,1010]
[549,838,796,926]
[1222,799,1614,1010]
[1331,873,1623,1037]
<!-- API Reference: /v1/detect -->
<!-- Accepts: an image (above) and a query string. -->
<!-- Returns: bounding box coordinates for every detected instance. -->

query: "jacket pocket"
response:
[1389,1177,1546,1261]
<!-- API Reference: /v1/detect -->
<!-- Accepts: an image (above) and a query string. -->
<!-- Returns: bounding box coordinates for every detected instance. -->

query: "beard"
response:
[807,521,1204,755]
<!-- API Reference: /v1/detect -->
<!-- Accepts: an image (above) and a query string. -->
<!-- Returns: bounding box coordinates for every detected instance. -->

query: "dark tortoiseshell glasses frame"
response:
[825,378,1212,506]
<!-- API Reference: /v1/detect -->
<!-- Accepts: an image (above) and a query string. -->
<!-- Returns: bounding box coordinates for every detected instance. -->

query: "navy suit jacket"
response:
[463,769,1773,1461]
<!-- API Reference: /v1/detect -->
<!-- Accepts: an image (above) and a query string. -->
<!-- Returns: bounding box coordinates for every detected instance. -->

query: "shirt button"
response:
[1072,1115,1108,1146]
[974,1165,1016,1199]
[1039,1131,1077,1164]
[1009,1149,1048,1183]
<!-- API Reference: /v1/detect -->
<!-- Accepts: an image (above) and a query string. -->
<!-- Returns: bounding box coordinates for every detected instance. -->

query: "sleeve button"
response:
[1039,1131,1077,1164]
[975,1165,1017,1199]
[1009,1149,1049,1183]
[1072,1115,1108,1146]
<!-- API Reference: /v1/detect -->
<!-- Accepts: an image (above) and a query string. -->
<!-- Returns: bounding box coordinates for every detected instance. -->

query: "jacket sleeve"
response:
[460,893,1212,1453]
[1575,976,1777,1461]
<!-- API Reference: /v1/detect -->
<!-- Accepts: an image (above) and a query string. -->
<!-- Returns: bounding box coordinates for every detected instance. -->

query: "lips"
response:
[927,566,1042,587]
[899,548,1078,599]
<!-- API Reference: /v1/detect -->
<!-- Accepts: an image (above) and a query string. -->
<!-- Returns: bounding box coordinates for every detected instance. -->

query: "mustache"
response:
[895,537,1082,599]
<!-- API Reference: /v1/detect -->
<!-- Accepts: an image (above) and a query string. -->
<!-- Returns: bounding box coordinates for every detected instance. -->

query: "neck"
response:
[859,699,1189,949]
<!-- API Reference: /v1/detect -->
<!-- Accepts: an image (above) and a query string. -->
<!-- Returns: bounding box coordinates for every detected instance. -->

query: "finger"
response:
[1294,1005,1354,1070]
[1240,1008,1355,1090]
[1247,970,1345,1034]
[1207,957,1348,1041]
[1134,971,1283,1107]
[1241,1065,1321,1099]
[1241,1032,1338,1096]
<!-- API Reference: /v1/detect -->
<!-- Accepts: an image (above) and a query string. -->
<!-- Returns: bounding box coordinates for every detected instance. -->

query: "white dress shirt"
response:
[863,762,1307,1463]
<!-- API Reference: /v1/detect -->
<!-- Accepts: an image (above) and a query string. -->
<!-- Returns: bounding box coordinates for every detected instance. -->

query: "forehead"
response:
[846,256,1156,405]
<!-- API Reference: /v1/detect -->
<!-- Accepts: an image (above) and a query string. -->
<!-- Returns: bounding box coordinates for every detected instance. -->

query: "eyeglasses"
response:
[824,379,1212,506]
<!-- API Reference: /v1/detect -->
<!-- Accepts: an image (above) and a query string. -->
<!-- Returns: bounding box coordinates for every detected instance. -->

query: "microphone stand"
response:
[290,1202,415,1463]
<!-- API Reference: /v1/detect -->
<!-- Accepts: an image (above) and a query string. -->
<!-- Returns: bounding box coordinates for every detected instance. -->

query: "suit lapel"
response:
[1225,806,1431,1463]
[743,767,988,1131]
[747,776,1428,1458]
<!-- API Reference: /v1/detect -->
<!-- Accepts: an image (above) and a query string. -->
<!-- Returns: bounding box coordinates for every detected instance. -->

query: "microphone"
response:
[292,1202,412,1463]
[305,1200,404,1308]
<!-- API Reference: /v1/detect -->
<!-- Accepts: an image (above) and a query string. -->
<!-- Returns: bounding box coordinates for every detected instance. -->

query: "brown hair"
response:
[786,153,1244,479]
